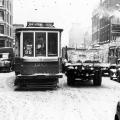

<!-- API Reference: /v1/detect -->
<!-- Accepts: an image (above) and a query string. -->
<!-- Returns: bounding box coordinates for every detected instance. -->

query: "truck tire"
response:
[110,77,113,80]
[117,77,120,83]
[93,71,102,86]
[67,75,75,86]
[114,114,119,120]
[15,71,20,75]
[117,71,120,82]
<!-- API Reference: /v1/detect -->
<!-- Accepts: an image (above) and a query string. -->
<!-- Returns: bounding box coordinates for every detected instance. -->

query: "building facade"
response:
[69,23,85,48]
[0,0,13,47]
[92,0,120,46]
[13,24,24,42]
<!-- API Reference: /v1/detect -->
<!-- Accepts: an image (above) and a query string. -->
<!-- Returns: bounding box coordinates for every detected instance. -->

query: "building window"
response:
[48,33,58,56]
[7,25,9,36]
[0,40,4,47]
[0,11,4,21]
[10,15,11,24]
[15,33,20,57]
[35,32,46,56]
[10,2,11,12]
[7,0,9,10]
[7,13,9,23]
[23,32,34,57]
[0,25,4,34]
[10,27,11,36]
[0,0,3,6]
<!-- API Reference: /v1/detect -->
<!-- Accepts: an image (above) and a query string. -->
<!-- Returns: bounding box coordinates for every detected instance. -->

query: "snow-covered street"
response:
[0,72,120,120]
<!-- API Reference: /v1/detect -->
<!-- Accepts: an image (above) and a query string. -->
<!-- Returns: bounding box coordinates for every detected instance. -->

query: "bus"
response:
[14,22,63,89]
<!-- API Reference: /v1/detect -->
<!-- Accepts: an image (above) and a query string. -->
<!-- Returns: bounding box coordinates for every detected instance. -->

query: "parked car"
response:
[109,64,117,80]
[65,60,102,86]
[114,101,120,120]
[0,47,14,72]
[116,64,120,82]
[109,63,120,83]
[101,63,110,76]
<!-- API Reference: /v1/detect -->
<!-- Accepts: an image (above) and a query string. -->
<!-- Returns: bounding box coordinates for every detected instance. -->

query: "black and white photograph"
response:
[0,0,120,120]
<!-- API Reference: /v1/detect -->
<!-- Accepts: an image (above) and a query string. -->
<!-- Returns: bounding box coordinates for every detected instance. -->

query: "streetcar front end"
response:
[14,22,63,89]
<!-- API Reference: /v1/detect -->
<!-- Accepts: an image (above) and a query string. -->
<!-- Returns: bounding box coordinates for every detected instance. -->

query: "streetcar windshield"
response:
[0,53,9,60]
[35,32,46,56]
[48,33,58,56]
[22,32,58,57]
[23,32,34,57]
[116,47,120,58]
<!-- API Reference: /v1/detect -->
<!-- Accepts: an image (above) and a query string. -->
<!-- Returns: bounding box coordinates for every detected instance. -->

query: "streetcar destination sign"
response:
[27,22,54,27]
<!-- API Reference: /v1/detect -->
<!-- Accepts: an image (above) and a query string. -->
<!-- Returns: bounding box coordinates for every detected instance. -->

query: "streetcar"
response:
[14,22,63,89]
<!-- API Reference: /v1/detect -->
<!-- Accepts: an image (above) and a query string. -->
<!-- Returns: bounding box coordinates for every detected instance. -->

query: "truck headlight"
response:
[118,68,120,71]
[75,66,78,69]
[90,67,94,70]
[4,61,10,64]
[82,66,85,70]
[68,66,74,69]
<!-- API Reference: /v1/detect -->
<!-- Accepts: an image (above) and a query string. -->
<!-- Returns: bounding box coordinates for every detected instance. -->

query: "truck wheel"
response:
[8,67,12,72]
[110,77,113,80]
[67,76,75,86]
[93,71,102,86]
[114,114,119,120]
[15,71,20,75]
[117,77,120,83]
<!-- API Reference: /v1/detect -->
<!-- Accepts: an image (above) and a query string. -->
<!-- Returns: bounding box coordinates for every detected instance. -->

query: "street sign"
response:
[27,22,54,27]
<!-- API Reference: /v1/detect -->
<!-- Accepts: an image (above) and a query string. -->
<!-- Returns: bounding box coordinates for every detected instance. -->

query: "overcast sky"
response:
[13,0,100,46]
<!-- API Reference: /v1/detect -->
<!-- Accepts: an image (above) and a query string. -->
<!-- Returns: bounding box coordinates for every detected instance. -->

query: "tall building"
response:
[92,0,120,46]
[69,23,85,48]
[0,0,13,47]
[13,24,24,41]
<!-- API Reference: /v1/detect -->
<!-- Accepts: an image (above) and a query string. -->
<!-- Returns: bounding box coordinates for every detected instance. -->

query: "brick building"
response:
[0,0,13,47]
[92,0,120,46]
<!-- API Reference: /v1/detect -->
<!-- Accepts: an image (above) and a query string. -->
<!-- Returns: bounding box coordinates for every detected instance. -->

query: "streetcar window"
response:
[0,40,4,47]
[0,54,2,58]
[23,32,34,57]
[48,33,58,56]
[2,53,9,59]
[109,48,115,56]
[35,32,46,56]
[116,48,120,58]
[15,33,20,57]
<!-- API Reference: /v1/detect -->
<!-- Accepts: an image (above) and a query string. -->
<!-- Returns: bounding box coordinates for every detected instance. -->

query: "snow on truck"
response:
[63,47,102,86]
